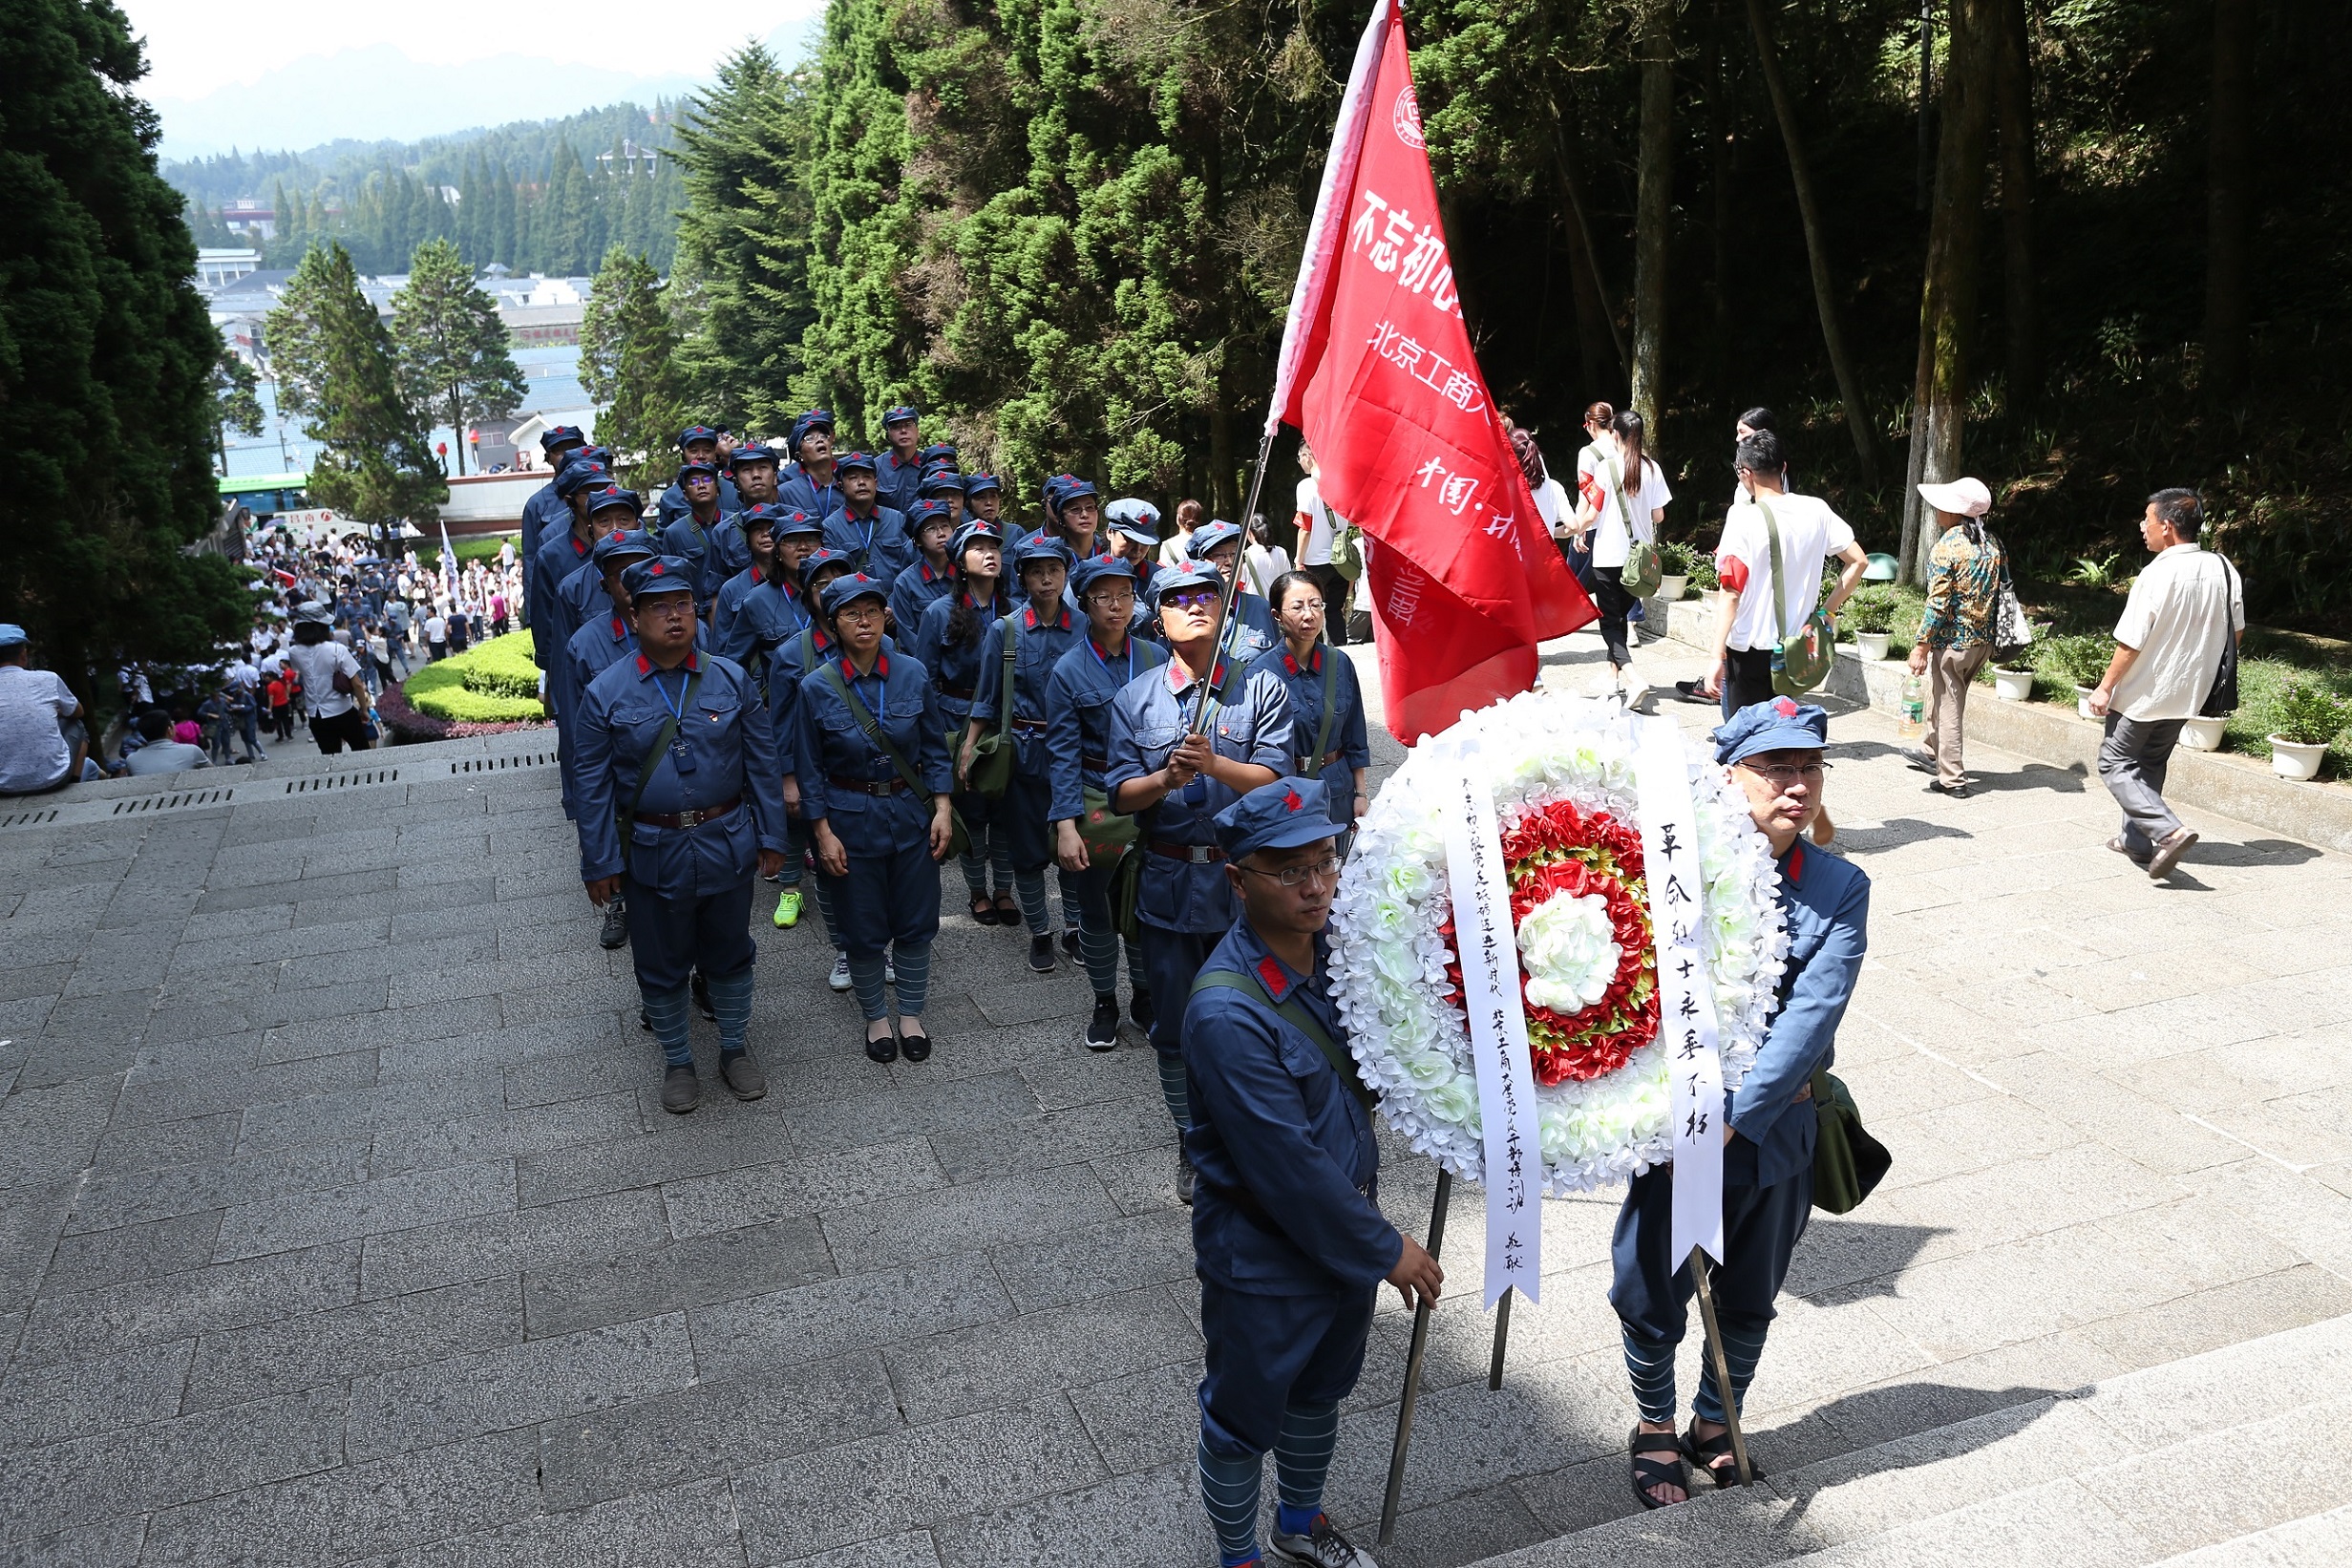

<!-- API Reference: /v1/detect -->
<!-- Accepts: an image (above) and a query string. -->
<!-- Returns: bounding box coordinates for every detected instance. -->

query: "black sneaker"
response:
[1028,934,1056,974]
[1085,995,1120,1051]
[692,972,715,1021]
[660,1065,700,1114]
[1130,987,1155,1036]
[1062,927,1081,960]
[599,898,629,950]
[1176,1148,1197,1206]
[720,1049,766,1100]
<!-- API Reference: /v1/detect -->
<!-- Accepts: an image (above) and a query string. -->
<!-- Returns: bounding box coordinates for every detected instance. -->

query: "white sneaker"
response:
[828,953,852,992]
[1271,1515,1378,1567]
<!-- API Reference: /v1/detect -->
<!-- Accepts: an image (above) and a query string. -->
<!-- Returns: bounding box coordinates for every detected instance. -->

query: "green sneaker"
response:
[773,888,802,928]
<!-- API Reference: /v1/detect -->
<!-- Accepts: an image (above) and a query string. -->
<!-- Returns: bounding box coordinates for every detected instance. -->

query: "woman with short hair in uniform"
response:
[1250,572,1370,833]
[912,521,1015,926]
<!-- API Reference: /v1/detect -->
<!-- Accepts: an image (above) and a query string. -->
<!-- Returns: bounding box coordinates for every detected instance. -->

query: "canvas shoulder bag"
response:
[819,663,968,858]
[1810,1066,1892,1214]
[1759,499,1834,695]
[1321,498,1364,583]
[1193,968,1373,1112]
[960,619,1017,797]
[1300,647,1339,773]
[1606,454,1663,600]
[2200,557,2241,717]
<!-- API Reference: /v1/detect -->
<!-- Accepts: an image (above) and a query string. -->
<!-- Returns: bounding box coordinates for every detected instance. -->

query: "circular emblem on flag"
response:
[1328,690,1790,1192]
[1392,84,1424,150]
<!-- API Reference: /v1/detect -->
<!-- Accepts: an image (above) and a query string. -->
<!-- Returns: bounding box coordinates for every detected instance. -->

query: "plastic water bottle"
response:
[1897,673,1925,740]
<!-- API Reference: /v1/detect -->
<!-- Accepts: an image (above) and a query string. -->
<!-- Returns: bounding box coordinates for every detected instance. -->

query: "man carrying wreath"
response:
[1183,775,1444,1568]
[1616,699,1870,1507]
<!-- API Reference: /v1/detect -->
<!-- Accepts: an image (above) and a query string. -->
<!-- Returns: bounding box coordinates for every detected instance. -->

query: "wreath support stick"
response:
[1376,1170,1451,1544]
[1689,1244,1757,1487]
[1487,1292,1511,1390]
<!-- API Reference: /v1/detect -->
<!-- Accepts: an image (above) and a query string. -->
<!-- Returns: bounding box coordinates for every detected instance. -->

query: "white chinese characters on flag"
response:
[1271,0,1593,743]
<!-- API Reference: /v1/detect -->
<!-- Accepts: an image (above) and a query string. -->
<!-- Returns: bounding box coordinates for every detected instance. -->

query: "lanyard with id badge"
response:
[653,670,698,775]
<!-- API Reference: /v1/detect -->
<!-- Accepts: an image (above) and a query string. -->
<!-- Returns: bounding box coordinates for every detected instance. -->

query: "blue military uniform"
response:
[911,534,1011,910]
[1047,557,1168,1019]
[541,488,642,818]
[877,405,926,511]
[794,574,952,1043]
[528,455,613,668]
[1188,519,1280,662]
[517,426,587,616]
[969,536,1085,937]
[654,426,739,531]
[777,410,842,518]
[1248,641,1369,826]
[822,489,914,583]
[886,498,959,637]
[1104,564,1293,1091]
[572,556,789,1108]
[706,505,788,655]
[552,525,661,810]
[1610,699,1870,1448]
[1183,776,1397,1568]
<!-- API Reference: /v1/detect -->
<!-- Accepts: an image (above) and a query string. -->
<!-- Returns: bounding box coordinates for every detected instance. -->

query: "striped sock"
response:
[958,850,989,899]
[1124,936,1148,989]
[891,942,932,1017]
[642,984,693,1069]
[1273,1400,1339,1528]
[1079,922,1120,995]
[1622,1326,1679,1425]
[1013,869,1051,934]
[1197,1434,1261,1567]
[705,966,753,1056]
[1156,1052,1192,1131]
[846,952,890,1022]
[808,875,837,944]
[987,826,1013,891]
[1693,1320,1770,1425]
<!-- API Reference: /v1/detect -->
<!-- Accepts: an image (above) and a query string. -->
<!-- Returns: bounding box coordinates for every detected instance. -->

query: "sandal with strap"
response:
[968,895,1000,926]
[1629,1426,1690,1511]
[1682,1421,1760,1489]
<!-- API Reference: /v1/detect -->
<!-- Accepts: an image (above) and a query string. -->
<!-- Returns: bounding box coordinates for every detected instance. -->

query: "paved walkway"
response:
[1,625,2347,1566]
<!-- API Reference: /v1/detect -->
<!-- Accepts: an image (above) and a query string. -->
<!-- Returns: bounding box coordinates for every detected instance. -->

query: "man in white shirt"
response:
[1709,431,1867,716]
[425,610,450,661]
[1294,444,1355,644]
[2088,488,2241,879]
[0,625,88,794]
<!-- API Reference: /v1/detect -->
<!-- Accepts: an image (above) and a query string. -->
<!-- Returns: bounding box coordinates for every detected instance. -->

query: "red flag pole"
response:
[1187,423,1279,735]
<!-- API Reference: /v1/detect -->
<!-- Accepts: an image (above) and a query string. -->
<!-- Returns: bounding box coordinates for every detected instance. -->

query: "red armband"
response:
[1717,556,1749,593]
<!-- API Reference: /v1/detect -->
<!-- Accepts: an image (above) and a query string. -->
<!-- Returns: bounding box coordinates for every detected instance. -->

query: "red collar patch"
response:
[839,651,888,680]
[1785,843,1806,883]
[1256,955,1291,1000]
[609,617,626,640]
[633,653,650,675]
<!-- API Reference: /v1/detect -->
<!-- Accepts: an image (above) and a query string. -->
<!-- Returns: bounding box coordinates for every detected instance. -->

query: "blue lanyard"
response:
[776,583,810,632]
[651,669,689,724]
[844,661,886,721]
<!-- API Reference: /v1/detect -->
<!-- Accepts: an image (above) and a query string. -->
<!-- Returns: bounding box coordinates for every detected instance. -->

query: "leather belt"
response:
[829,774,907,795]
[1081,754,1108,773]
[1010,717,1049,731]
[1298,749,1345,771]
[937,683,975,700]
[633,796,743,829]
[1149,839,1224,864]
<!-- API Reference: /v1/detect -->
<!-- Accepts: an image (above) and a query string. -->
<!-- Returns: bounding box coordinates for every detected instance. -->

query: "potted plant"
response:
[1655,541,1704,603]
[1839,590,1898,661]
[1993,664,2036,702]
[2268,680,2348,782]
[2178,713,2228,752]
[2035,633,2116,719]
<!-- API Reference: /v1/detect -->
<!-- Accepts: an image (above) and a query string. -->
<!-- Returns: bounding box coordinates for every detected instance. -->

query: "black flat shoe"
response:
[899,1027,932,1063]
[992,893,1019,925]
[968,896,999,926]
[864,1028,898,1064]
[660,1065,701,1115]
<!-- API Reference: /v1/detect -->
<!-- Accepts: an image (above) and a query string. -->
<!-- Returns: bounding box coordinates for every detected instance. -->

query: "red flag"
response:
[1271,0,1592,743]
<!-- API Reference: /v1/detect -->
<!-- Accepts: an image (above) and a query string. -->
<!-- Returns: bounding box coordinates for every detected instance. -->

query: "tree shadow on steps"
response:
[1783,1217,1951,1304]
[1758,1383,2074,1520]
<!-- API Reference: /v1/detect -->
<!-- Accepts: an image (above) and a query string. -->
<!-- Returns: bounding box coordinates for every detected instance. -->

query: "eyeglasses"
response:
[1283,600,1326,615]
[1239,852,1344,888]
[1740,761,1832,786]
[1164,589,1220,610]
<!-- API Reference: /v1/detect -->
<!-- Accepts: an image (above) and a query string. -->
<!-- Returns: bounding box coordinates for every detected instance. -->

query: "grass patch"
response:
[413,535,516,571]
[401,629,544,723]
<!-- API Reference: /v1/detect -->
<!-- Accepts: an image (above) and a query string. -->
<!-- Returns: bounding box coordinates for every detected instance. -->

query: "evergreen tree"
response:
[491,159,518,268]
[265,243,446,539]
[391,238,528,477]
[211,347,265,474]
[0,0,248,689]
[581,245,689,489]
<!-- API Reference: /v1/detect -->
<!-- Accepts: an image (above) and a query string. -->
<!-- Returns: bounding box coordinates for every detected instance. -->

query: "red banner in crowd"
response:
[1270,0,1592,742]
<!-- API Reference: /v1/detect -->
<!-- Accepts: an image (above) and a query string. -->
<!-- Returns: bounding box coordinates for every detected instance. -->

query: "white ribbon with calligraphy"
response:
[1632,715,1727,1265]
[1436,741,1545,1307]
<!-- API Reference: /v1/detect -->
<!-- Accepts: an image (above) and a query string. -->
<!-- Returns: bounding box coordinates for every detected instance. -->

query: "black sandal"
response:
[1629,1427,1689,1510]
[969,896,999,926]
[1681,1421,1758,1489]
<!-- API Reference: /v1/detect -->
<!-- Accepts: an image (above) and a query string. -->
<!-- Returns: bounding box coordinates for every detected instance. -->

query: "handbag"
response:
[1759,499,1835,696]
[1810,1066,1892,1214]
[1078,785,1139,861]
[2200,558,2241,717]
[959,621,1017,797]
[818,664,969,859]
[1324,498,1364,583]
[1605,454,1663,600]
[1985,527,2035,663]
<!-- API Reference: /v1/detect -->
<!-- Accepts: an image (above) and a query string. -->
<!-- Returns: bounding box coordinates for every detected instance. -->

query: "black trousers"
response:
[1592,565,1633,667]
[1721,646,1777,719]
[1307,564,1352,645]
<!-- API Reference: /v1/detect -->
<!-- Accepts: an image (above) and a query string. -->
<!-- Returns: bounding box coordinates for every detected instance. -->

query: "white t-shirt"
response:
[1581,453,1670,568]
[425,615,449,645]
[1244,542,1291,597]
[0,665,76,794]
[287,640,364,720]
[1295,476,1343,567]
[1531,477,1572,539]
[1716,493,1857,652]
[2111,544,2242,722]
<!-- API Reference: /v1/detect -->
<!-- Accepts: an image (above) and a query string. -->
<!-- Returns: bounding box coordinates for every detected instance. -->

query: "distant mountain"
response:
[153,45,701,161]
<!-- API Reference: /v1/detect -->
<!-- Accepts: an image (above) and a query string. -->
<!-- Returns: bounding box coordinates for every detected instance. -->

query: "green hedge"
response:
[401,629,543,723]
[413,535,513,570]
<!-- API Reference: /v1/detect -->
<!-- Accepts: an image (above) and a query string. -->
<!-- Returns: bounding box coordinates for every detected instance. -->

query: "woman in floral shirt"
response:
[1909,477,2009,796]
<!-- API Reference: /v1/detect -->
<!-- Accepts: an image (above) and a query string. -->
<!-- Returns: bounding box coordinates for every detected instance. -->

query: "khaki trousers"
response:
[1926,644,1989,787]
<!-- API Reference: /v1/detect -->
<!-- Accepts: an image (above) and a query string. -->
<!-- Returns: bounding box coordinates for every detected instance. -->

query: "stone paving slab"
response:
[0,628,2345,1562]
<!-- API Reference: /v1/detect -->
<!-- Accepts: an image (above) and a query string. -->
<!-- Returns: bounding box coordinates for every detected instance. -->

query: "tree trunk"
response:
[2203,0,2255,401]
[1548,91,1625,392]
[1708,0,1736,393]
[1994,0,2040,404]
[1627,0,1677,443]
[1899,0,1998,583]
[1746,0,1880,485]
[448,386,468,477]
[1209,350,1238,520]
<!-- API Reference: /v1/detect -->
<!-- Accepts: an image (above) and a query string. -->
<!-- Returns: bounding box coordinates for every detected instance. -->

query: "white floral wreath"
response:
[1330,692,1790,1194]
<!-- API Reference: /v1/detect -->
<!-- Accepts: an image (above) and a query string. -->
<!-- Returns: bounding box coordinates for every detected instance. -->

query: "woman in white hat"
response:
[1909,477,2008,797]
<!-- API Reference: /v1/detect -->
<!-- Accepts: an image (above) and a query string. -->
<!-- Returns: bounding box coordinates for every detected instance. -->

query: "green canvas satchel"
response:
[1810,1067,1892,1214]
[1760,499,1835,696]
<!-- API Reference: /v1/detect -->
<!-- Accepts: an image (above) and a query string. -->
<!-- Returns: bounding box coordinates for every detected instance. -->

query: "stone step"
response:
[1457,1312,2352,1568]
[2149,1502,2352,1566]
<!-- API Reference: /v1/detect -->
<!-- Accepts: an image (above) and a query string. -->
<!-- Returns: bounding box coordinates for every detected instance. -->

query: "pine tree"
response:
[0,0,249,686]
[266,243,446,538]
[581,245,689,489]
[392,238,528,477]
[211,347,264,474]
